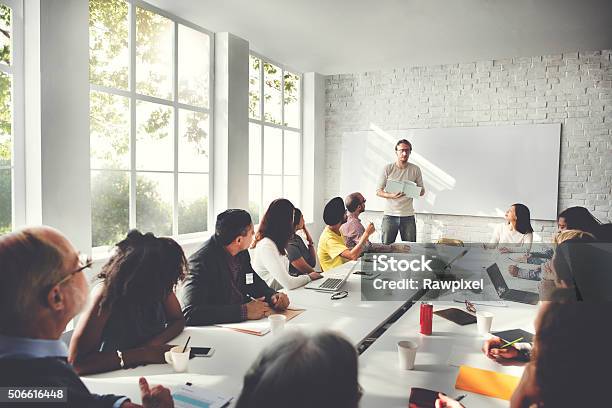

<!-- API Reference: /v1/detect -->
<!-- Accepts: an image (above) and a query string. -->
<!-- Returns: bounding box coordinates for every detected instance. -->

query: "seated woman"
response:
[509,229,594,281]
[236,331,361,408]
[251,199,321,290]
[286,208,318,276]
[68,230,187,375]
[487,203,533,253]
[438,288,611,408]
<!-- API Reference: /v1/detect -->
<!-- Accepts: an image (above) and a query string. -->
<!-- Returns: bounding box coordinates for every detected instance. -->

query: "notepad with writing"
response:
[455,365,520,400]
[215,308,305,336]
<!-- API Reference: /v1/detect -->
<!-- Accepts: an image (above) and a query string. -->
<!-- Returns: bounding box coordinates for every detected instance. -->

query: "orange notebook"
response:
[455,365,520,401]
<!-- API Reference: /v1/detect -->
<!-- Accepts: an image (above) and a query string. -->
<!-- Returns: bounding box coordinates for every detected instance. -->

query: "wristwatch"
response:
[116,350,125,368]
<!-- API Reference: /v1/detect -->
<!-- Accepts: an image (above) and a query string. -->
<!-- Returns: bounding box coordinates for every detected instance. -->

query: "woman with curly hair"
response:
[68,230,187,375]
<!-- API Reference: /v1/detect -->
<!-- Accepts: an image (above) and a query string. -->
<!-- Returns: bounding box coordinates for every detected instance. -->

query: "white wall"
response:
[324,50,612,243]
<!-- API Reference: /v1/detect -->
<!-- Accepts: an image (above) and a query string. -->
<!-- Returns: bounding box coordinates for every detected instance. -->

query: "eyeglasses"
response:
[331,290,348,300]
[55,252,92,287]
[396,148,411,153]
[465,299,476,313]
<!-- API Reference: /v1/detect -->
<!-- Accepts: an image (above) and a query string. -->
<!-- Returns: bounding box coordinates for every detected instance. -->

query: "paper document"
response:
[385,179,422,199]
[455,365,520,401]
[171,384,232,408]
[215,308,305,336]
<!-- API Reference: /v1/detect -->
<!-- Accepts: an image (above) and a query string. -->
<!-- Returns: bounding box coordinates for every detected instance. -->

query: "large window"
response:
[0,0,21,234]
[89,0,212,247]
[248,54,302,223]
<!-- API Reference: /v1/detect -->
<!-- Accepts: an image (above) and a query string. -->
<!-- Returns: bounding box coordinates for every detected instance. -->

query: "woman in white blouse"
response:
[251,199,322,290]
[488,203,534,253]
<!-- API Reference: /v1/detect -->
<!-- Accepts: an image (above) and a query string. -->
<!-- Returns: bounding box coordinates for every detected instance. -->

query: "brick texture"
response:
[325,50,612,243]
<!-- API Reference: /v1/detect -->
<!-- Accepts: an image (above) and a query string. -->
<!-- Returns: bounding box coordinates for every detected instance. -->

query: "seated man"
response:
[181,209,290,325]
[0,226,172,408]
[317,197,374,272]
[340,192,410,253]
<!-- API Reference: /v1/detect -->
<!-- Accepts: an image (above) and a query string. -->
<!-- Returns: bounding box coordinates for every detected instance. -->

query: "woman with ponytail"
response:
[68,230,188,375]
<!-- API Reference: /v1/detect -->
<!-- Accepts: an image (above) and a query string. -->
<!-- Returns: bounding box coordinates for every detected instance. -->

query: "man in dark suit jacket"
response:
[0,226,173,408]
[181,209,290,326]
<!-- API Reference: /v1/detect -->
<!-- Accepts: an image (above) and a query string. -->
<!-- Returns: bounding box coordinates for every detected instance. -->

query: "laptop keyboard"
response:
[319,278,343,290]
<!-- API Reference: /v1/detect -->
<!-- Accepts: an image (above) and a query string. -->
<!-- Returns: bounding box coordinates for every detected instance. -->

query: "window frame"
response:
[89,0,215,251]
[248,51,304,221]
[0,0,24,231]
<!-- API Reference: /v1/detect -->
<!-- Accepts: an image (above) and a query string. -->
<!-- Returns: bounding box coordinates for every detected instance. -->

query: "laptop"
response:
[486,264,539,305]
[304,262,355,292]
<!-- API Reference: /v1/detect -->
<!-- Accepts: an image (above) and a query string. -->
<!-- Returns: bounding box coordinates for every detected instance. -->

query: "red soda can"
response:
[420,302,433,335]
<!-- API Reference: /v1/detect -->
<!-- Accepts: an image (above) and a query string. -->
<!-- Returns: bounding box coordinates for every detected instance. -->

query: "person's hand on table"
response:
[435,394,464,408]
[121,377,174,408]
[482,336,525,366]
[499,247,511,253]
[139,344,172,364]
[270,292,290,311]
[246,296,272,319]
[309,271,323,281]
[508,265,519,277]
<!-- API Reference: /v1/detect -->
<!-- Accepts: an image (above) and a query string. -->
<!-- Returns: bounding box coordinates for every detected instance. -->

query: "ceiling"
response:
[148,0,612,74]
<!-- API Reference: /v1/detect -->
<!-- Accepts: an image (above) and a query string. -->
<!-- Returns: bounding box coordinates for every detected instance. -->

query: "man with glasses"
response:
[0,226,173,408]
[376,139,425,244]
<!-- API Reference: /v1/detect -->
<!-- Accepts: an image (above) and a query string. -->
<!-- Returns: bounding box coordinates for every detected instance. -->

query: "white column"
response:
[302,72,326,240]
[213,32,249,219]
[24,0,91,250]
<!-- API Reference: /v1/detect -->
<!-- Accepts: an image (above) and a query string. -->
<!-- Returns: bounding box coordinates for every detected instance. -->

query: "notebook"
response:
[434,308,476,325]
[492,329,534,344]
[215,308,304,336]
[455,365,520,400]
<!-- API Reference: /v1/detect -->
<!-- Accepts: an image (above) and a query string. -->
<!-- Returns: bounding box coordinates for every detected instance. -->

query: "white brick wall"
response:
[324,50,612,243]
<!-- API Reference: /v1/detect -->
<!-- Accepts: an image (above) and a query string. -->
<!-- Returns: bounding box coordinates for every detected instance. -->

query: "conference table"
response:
[83,246,540,407]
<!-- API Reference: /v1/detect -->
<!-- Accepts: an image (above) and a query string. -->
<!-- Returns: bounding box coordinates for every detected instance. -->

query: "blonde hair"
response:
[554,229,595,246]
[0,229,65,331]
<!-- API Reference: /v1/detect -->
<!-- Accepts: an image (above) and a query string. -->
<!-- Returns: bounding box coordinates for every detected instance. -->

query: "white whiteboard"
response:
[339,124,561,220]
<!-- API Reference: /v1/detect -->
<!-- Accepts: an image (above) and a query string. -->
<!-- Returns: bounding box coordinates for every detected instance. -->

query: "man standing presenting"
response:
[376,139,425,244]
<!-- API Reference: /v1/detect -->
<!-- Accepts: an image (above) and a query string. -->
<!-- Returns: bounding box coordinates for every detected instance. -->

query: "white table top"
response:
[358,300,539,408]
[84,249,540,406]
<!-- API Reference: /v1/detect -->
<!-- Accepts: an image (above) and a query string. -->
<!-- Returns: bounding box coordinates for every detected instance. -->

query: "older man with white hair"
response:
[0,226,174,408]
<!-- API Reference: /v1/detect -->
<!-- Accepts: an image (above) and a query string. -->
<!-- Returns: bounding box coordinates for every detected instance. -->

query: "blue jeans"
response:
[382,215,416,244]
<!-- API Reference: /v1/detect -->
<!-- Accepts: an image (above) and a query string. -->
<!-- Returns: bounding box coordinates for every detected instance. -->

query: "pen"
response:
[454,395,467,402]
[500,337,523,349]
[182,336,191,353]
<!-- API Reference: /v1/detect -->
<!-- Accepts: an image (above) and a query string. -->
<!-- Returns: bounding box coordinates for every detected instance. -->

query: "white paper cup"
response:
[164,346,190,372]
[268,314,286,334]
[397,340,418,370]
[476,312,494,335]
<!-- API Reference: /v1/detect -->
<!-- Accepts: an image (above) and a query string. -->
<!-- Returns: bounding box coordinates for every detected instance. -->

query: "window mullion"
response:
[280,69,285,198]
[129,1,137,230]
[172,20,179,237]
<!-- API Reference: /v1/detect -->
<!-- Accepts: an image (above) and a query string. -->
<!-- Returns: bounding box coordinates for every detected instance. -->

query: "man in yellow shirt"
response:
[317,197,375,271]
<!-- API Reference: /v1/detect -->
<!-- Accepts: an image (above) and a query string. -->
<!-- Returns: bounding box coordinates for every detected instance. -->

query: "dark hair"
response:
[215,209,253,246]
[293,208,303,229]
[512,203,534,234]
[98,230,187,313]
[323,197,346,226]
[552,235,612,301]
[236,331,360,408]
[253,199,295,254]
[395,139,412,151]
[533,289,611,407]
[345,193,363,213]
[557,206,601,236]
